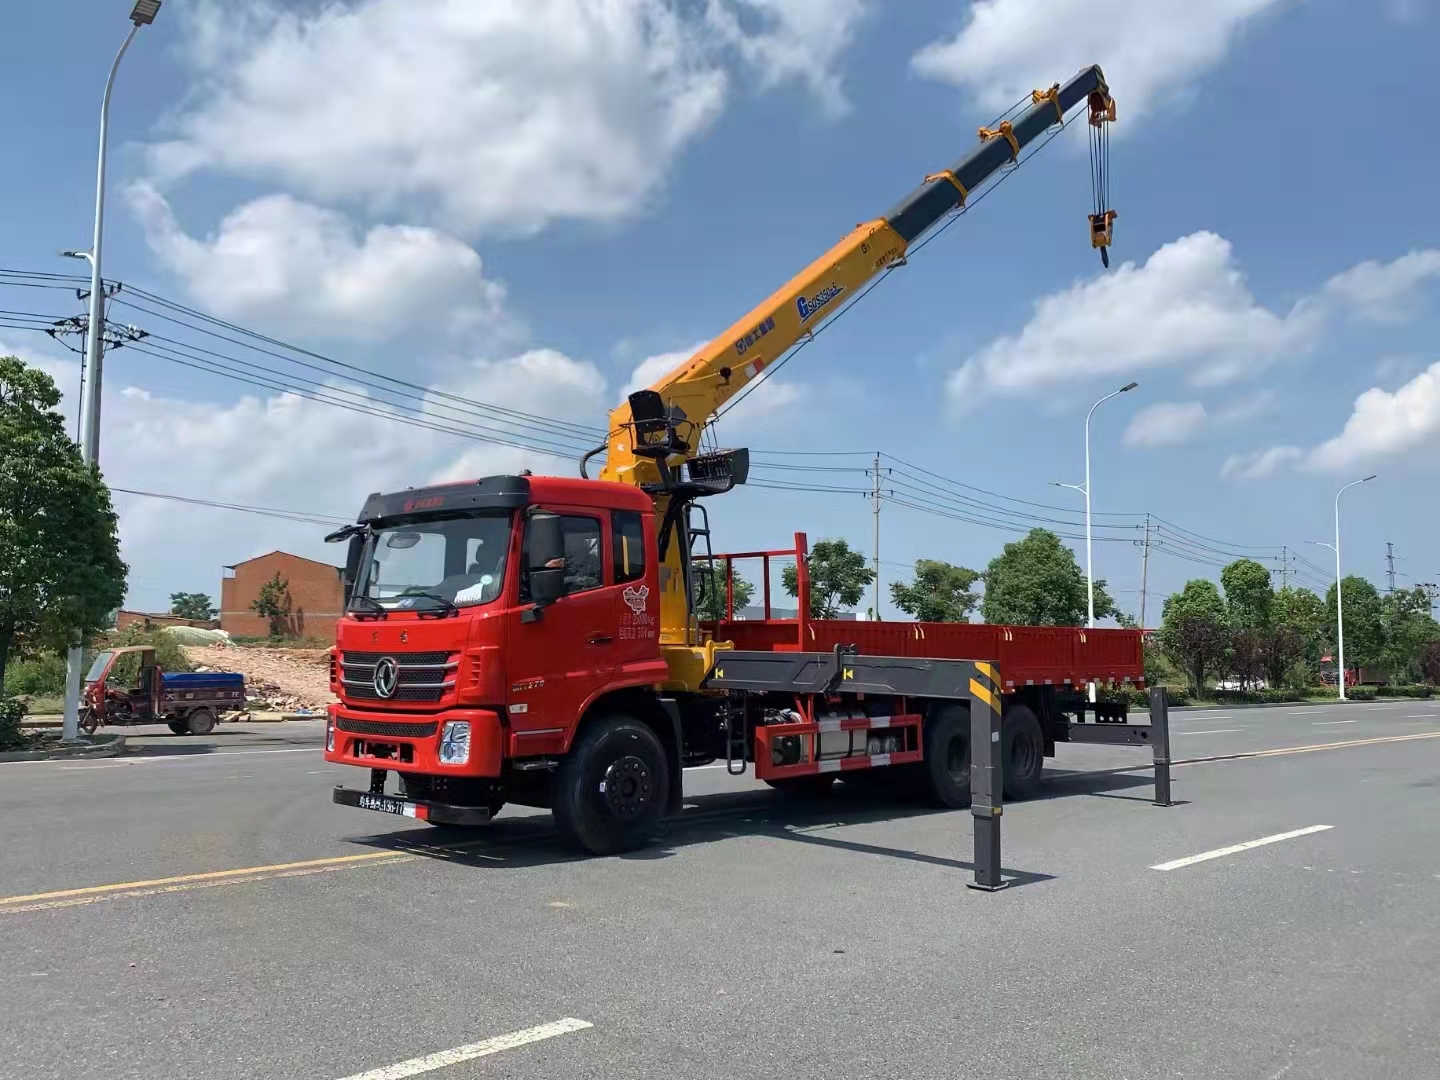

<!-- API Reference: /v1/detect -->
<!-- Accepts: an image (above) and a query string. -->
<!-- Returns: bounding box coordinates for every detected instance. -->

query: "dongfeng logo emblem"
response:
[373,657,399,699]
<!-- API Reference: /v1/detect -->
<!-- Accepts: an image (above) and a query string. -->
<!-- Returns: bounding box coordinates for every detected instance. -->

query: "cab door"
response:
[505,509,616,744]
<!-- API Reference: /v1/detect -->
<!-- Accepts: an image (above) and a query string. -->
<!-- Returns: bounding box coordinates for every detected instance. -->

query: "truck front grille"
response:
[340,651,457,704]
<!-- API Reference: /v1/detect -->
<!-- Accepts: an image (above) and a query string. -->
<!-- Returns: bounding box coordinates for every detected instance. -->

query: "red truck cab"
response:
[325,474,668,818]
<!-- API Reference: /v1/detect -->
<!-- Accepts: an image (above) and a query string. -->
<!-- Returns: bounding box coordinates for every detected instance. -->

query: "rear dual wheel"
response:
[914,702,1045,806]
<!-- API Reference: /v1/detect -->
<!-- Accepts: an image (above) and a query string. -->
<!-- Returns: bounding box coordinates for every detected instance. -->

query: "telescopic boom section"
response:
[599,64,1111,491]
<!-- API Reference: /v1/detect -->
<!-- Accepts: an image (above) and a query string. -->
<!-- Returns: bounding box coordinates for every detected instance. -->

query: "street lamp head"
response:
[58,249,86,259]
[1119,381,1138,392]
[130,0,162,26]
[1362,474,1377,482]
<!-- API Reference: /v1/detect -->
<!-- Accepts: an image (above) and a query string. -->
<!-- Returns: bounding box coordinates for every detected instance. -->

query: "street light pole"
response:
[1053,381,1138,703]
[60,0,163,743]
[1332,475,1377,701]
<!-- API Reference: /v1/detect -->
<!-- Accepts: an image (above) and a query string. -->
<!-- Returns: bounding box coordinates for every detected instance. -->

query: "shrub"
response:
[3,653,68,697]
[1347,686,1377,701]
[1374,684,1434,699]
[0,697,27,749]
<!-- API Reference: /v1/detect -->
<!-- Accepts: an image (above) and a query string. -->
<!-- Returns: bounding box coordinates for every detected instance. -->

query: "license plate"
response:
[357,792,418,817]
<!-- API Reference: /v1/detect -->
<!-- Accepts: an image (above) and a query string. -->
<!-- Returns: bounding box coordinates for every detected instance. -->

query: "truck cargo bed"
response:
[705,534,1144,690]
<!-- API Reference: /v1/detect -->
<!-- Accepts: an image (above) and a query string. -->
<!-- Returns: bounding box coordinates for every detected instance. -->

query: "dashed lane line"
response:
[335,1018,594,1080]
[1151,825,1334,871]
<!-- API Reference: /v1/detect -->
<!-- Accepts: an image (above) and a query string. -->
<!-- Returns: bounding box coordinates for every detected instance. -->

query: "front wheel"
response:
[553,716,670,855]
[79,709,100,736]
[167,720,189,736]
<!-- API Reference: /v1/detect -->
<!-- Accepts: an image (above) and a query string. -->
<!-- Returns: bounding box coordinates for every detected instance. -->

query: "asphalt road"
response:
[3,699,1439,1079]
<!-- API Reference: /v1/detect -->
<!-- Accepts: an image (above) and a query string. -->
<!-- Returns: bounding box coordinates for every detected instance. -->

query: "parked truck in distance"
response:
[321,64,1138,853]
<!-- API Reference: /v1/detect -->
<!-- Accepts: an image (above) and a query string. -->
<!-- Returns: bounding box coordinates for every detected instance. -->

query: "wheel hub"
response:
[600,755,653,820]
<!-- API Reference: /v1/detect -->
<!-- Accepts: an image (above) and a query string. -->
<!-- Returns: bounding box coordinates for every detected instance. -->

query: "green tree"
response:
[980,528,1118,626]
[1219,558,1275,689]
[0,356,127,692]
[1159,579,1229,694]
[695,559,755,621]
[1267,586,1326,689]
[1220,558,1273,630]
[251,573,294,638]
[1325,576,1385,679]
[782,538,874,619]
[1378,587,1440,683]
[169,591,218,621]
[889,559,981,623]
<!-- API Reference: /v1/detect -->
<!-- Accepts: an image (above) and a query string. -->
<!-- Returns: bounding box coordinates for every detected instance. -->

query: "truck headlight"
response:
[439,721,471,765]
[326,719,335,752]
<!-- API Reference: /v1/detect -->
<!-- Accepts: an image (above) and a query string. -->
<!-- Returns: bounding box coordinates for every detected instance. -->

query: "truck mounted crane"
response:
[323,65,1142,855]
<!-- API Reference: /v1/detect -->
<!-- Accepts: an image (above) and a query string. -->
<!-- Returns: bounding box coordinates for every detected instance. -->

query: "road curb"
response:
[0,733,128,762]
[1170,697,1431,713]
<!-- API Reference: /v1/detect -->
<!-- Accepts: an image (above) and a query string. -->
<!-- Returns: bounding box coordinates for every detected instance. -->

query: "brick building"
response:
[220,551,345,640]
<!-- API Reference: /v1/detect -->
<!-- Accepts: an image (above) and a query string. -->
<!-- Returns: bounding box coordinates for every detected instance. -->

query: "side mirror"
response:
[527,511,566,607]
[343,534,365,602]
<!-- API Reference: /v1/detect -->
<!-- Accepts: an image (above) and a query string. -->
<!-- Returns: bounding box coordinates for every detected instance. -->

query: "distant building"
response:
[115,610,217,632]
[220,551,345,640]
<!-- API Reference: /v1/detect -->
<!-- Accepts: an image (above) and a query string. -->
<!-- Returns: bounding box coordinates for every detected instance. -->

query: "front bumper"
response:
[332,786,496,825]
[323,704,503,776]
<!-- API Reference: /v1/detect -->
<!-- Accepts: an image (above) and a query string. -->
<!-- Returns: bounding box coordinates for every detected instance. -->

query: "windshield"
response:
[355,511,513,612]
[84,650,114,684]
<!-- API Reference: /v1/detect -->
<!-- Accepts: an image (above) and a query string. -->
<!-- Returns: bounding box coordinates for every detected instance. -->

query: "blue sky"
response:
[3,0,1437,619]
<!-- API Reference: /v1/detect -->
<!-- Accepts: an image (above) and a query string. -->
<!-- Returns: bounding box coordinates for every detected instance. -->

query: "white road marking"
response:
[336,1018,593,1080]
[1176,729,1241,736]
[1313,720,1359,726]
[1151,825,1334,871]
[1407,714,1436,719]
[51,747,323,770]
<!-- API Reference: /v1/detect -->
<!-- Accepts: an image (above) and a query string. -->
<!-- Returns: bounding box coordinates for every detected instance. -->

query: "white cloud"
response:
[128,184,510,343]
[705,0,865,114]
[947,232,1320,405]
[1122,401,1207,447]
[1306,361,1440,472]
[912,0,1291,121]
[1223,361,1440,478]
[1220,445,1303,480]
[155,0,864,236]
[1322,249,1440,322]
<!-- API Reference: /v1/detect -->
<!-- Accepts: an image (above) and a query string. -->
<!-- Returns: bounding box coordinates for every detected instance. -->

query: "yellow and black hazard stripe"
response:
[968,661,1002,714]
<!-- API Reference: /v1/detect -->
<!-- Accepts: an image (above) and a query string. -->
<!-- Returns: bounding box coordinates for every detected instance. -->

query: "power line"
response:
[111,487,350,528]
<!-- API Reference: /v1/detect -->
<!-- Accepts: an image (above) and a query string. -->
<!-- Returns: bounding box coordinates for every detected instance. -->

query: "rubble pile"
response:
[183,643,335,713]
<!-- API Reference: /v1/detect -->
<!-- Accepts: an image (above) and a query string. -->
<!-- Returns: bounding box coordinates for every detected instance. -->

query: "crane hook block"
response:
[1090,210,1117,267]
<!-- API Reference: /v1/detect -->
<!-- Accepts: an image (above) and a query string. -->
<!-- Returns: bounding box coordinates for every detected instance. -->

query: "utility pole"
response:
[58,0,163,744]
[1137,514,1152,630]
[871,453,881,621]
[1385,542,1396,594]
[1277,545,1292,590]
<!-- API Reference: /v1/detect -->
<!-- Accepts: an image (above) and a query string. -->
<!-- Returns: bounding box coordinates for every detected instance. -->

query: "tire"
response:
[916,703,971,808]
[79,710,100,736]
[186,708,216,736]
[553,715,670,855]
[1001,705,1045,801]
[167,720,188,736]
[765,774,837,798]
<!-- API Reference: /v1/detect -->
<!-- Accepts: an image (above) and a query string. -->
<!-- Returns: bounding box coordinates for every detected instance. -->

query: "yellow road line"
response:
[1175,729,1440,766]
[1,858,419,914]
[0,850,411,908]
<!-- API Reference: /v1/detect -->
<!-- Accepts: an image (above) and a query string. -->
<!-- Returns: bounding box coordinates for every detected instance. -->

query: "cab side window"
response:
[560,516,603,595]
[612,510,646,584]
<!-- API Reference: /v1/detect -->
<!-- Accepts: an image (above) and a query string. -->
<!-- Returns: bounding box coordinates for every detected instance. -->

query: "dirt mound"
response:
[183,643,334,712]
